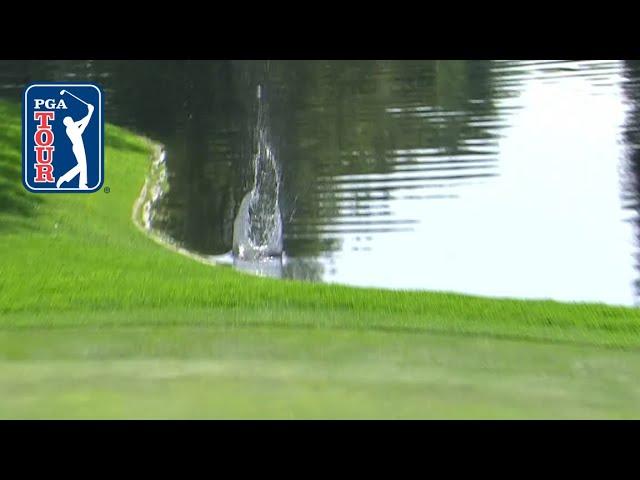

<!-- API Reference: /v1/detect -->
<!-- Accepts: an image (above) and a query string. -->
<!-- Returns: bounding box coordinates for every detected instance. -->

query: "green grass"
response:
[2,99,640,418]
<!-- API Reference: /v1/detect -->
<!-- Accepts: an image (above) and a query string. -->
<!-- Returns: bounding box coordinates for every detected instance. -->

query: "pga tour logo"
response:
[23,83,104,193]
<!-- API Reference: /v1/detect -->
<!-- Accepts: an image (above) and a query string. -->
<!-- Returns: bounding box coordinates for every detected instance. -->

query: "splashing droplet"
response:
[232,85,283,261]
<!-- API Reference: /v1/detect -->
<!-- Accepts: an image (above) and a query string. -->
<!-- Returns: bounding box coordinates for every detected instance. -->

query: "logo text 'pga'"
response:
[31,98,68,183]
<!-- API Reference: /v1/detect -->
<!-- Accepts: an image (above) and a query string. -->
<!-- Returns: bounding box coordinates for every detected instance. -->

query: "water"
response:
[232,84,283,261]
[2,60,640,306]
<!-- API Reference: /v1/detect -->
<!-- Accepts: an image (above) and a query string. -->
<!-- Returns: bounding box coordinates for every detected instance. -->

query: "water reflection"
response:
[234,256,284,279]
[622,61,640,299]
[1,60,638,305]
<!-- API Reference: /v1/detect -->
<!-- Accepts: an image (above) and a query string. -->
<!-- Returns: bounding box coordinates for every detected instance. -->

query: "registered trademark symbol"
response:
[104,186,110,193]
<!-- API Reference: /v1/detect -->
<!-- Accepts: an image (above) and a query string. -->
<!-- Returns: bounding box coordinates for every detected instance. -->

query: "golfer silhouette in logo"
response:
[56,90,94,190]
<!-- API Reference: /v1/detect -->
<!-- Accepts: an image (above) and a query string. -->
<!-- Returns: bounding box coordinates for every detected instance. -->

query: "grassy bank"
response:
[2,99,640,418]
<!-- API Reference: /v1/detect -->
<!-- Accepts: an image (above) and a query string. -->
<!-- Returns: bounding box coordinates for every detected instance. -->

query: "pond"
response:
[2,60,640,306]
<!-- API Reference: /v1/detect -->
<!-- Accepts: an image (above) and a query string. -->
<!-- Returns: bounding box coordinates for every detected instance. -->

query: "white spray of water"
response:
[232,85,283,260]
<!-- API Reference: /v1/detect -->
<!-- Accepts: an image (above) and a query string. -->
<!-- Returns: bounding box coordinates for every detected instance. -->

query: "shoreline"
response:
[130,140,226,269]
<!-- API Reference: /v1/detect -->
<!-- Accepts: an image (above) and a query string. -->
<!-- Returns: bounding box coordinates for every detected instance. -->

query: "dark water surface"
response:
[3,60,640,306]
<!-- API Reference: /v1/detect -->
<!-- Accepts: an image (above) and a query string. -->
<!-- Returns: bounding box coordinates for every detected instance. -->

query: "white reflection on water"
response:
[287,61,636,306]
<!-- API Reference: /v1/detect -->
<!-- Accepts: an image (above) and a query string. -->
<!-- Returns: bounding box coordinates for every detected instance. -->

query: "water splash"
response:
[232,85,284,260]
